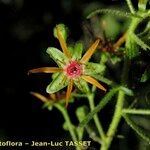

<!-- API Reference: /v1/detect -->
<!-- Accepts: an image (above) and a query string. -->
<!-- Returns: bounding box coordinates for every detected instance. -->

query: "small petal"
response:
[30,92,48,103]
[82,75,106,92]
[74,77,89,93]
[56,26,71,58]
[66,79,73,107]
[46,73,68,94]
[113,32,127,50]
[46,47,68,67]
[28,67,63,75]
[80,39,100,63]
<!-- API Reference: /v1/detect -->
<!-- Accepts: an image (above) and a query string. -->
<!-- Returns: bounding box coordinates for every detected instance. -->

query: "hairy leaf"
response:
[73,42,83,60]
[84,62,105,76]
[123,114,150,143]
[87,9,142,19]
[125,34,139,59]
[46,73,68,94]
[46,47,68,67]
[132,33,150,51]
[74,77,90,93]
[120,86,134,96]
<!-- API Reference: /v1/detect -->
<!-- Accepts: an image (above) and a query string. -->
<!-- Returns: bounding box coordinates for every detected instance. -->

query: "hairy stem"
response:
[122,109,150,115]
[100,90,125,150]
[55,104,80,150]
[125,0,136,14]
[87,93,106,141]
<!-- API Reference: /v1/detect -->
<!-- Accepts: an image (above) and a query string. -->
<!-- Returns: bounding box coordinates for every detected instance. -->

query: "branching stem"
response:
[87,93,106,141]
[55,104,80,150]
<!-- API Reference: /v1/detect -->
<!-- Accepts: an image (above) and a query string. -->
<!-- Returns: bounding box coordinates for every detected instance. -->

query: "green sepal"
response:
[84,62,105,76]
[73,42,83,60]
[68,45,74,57]
[74,77,90,93]
[53,24,69,42]
[46,73,68,94]
[52,72,59,80]
[68,42,83,60]
[46,47,68,67]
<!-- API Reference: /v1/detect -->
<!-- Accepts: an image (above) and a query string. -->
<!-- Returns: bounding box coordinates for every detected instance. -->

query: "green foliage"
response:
[74,77,90,93]
[84,62,105,75]
[119,86,134,96]
[123,114,150,143]
[141,66,150,82]
[87,9,141,19]
[53,24,69,41]
[46,47,68,67]
[125,33,140,58]
[46,73,68,93]
[72,42,83,60]
[138,0,149,11]
[79,86,120,127]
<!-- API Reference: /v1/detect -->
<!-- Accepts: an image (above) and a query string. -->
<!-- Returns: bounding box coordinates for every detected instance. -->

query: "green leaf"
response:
[132,33,150,51]
[87,9,142,19]
[73,42,83,60]
[110,55,121,65]
[63,122,68,131]
[79,86,120,127]
[84,62,105,76]
[53,24,69,41]
[101,15,121,39]
[100,52,109,64]
[76,106,87,140]
[46,73,68,94]
[122,109,150,115]
[141,66,150,82]
[126,34,139,59]
[76,106,88,122]
[123,114,150,143]
[120,86,134,96]
[74,77,90,93]
[138,0,148,11]
[46,47,68,67]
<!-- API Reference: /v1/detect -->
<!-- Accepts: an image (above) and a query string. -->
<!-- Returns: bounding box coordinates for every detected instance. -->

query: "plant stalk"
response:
[87,93,106,141]
[100,90,125,150]
[55,104,80,150]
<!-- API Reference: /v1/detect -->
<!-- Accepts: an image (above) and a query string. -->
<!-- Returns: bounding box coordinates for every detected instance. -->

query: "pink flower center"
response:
[64,61,82,79]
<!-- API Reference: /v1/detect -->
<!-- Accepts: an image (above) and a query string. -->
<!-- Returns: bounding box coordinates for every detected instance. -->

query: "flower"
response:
[28,24,106,107]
